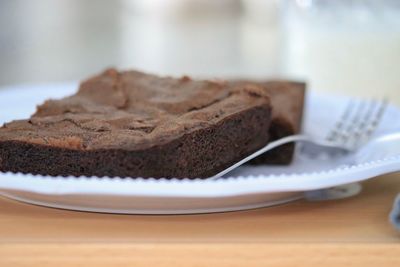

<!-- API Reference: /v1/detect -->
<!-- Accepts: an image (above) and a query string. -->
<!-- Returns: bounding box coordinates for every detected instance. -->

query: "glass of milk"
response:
[281,0,400,106]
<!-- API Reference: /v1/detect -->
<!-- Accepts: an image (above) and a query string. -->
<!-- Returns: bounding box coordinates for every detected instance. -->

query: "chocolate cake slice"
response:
[0,69,275,178]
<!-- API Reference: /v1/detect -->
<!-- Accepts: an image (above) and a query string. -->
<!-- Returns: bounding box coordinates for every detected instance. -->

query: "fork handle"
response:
[210,135,309,179]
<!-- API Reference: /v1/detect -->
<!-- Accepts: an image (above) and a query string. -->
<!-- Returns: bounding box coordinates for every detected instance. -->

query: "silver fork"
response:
[210,98,388,179]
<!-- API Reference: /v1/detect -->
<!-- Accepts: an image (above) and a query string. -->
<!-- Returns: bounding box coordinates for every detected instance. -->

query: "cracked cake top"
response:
[0,69,271,150]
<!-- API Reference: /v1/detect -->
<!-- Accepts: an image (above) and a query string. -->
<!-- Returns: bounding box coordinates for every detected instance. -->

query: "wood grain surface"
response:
[0,173,399,266]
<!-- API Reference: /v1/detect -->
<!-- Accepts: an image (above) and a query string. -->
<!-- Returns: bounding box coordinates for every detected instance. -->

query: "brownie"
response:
[232,80,305,164]
[0,69,274,178]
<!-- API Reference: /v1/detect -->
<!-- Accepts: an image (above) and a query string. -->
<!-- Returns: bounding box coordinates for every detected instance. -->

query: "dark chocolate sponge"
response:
[0,69,275,178]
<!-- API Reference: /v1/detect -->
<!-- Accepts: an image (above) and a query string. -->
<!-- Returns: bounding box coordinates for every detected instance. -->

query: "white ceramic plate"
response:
[0,83,399,214]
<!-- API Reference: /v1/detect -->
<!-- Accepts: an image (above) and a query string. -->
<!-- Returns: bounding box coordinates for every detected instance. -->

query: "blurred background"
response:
[0,0,399,104]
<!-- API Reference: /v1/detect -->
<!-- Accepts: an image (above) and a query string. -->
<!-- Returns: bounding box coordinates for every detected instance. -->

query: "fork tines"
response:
[326,98,388,150]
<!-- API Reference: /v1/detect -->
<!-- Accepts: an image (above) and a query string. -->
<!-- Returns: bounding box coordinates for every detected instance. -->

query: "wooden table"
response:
[0,174,399,266]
